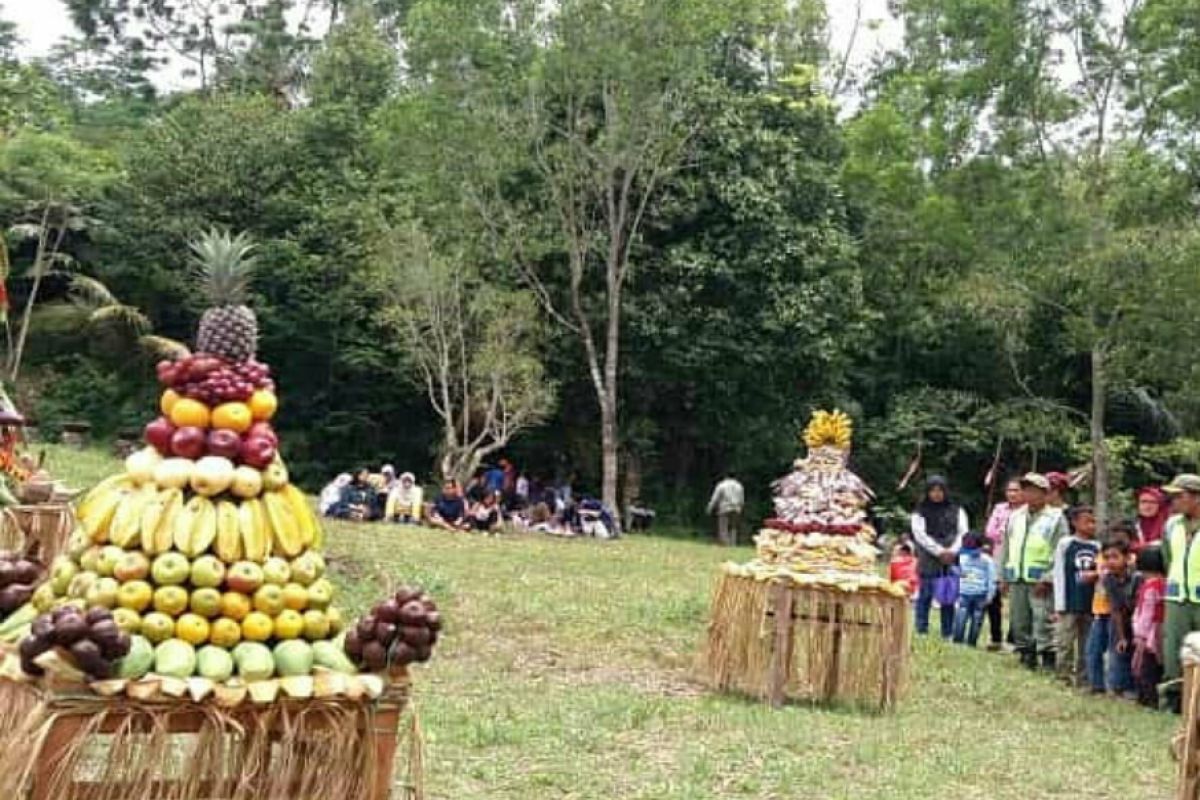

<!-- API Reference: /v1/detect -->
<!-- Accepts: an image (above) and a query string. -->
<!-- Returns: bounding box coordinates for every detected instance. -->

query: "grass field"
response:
[44,446,1180,799]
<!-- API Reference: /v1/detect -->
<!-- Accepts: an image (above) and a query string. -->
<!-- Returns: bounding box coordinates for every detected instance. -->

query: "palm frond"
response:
[139,335,190,360]
[90,304,151,334]
[68,275,120,309]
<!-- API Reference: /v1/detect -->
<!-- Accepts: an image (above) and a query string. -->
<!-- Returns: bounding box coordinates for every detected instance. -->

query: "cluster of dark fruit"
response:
[344,587,441,671]
[20,607,131,680]
[0,552,43,615]
[156,353,274,403]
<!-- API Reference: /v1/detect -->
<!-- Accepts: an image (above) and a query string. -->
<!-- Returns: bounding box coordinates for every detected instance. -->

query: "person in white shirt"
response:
[707,473,746,546]
[911,475,969,638]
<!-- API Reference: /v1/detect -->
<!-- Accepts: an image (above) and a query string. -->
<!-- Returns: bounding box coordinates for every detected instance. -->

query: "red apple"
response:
[144,417,177,455]
[170,426,207,460]
[239,435,277,470]
[206,429,242,460]
[247,422,278,448]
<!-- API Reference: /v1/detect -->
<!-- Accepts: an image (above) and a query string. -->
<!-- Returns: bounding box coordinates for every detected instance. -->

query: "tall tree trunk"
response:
[1091,344,1109,531]
[601,269,621,514]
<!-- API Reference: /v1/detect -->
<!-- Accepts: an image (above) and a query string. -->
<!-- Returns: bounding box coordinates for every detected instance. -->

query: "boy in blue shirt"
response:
[953,532,998,647]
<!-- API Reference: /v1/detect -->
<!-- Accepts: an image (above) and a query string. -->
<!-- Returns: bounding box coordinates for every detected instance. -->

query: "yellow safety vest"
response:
[1166,516,1200,603]
[1004,507,1061,583]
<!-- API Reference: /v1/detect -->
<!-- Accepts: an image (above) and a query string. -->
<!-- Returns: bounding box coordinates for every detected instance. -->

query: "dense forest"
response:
[4,0,1200,529]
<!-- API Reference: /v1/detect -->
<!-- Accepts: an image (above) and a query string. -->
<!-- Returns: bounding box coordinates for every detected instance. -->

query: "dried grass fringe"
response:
[0,691,425,800]
[699,572,909,711]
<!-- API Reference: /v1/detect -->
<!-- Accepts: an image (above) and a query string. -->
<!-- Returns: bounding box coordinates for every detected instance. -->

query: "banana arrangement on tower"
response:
[802,409,853,451]
[19,229,361,702]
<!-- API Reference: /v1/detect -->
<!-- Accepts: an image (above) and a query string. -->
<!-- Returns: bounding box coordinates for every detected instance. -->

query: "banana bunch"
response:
[802,409,853,451]
[75,477,321,564]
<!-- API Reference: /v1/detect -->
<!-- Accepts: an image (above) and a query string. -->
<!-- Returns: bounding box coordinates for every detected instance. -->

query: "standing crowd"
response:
[890,469,1200,712]
[317,461,620,539]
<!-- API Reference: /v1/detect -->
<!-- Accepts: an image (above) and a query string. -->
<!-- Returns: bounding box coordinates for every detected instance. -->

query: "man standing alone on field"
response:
[707,473,745,547]
[1001,473,1069,671]
[1159,474,1200,712]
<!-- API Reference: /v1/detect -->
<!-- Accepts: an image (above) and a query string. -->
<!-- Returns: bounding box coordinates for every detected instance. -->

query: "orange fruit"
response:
[169,398,211,429]
[281,583,309,612]
[211,402,253,433]
[175,613,210,646]
[209,617,243,648]
[273,609,304,640]
[220,591,252,622]
[160,389,181,416]
[241,611,273,642]
[248,390,278,421]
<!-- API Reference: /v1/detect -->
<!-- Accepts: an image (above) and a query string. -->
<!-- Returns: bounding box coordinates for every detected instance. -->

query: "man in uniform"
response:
[1000,473,1069,671]
[1160,474,1200,712]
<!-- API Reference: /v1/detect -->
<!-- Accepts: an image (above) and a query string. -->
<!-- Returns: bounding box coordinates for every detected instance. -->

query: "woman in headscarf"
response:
[911,475,969,639]
[386,472,425,524]
[1134,486,1169,546]
[319,473,351,517]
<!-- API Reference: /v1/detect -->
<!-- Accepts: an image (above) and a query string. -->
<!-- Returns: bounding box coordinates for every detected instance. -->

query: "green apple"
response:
[230,466,264,499]
[96,545,125,577]
[112,607,142,634]
[190,555,226,589]
[116,580,153,612]
[67,528,90,559]
[114,552,151,583]
[261,456,290,491]
[67,570,98,599]
[79,546,103,574]
[262,557,291,586]
[190,587,223,619]
[226,561,264,595]
[306,578,334,610]
[289,552,325,586]
[85,576,120,609]
[151,552,191,586]
[140,612,176,644]
[49,557,79,595]
[253,584,285,616]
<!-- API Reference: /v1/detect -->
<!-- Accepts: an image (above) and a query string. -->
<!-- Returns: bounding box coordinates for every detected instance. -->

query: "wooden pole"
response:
[767,583,794,708]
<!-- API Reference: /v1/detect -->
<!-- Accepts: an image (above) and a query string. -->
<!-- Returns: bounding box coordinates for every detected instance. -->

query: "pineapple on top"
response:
[190,229,259,364]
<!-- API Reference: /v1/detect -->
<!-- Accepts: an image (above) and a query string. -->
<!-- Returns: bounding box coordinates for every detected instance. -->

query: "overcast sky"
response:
[5,0,901,87]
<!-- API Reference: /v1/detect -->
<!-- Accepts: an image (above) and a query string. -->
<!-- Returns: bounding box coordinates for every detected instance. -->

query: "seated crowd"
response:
[317,461,619,538]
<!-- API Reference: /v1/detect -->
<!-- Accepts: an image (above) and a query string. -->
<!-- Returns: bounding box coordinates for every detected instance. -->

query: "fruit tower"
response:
[723,410,905,596]
[18,230,359,699]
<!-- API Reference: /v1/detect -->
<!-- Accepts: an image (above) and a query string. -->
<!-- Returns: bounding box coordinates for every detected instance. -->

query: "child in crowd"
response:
[1132,546,1166,708]
[1053,506,1100,686]
[1103,537,1138,700]
[953,532,997,647]
[889,542,919,599]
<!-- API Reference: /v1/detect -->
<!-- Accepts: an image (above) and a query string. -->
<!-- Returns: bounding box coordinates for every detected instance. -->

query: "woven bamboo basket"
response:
[0,504,75,563]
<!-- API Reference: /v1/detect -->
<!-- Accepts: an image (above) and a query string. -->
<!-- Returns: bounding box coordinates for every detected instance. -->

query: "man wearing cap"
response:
[1000,473,1070,670]
[1160,474,1200,711]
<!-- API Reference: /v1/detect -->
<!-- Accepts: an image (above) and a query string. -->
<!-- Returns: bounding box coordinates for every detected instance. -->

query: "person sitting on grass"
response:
[385,472,424,525]
[952,532,997,647]
[333,468,379,522]
[319,473,350,518]
[469,491,502,534]
[430,479,470,531]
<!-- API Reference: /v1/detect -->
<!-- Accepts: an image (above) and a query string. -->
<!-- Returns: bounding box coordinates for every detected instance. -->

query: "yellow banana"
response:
[263,491,303,557]
[189,496,218,557]
[141,488,182,555]
[215,500,242,562]
[76,474,132,522]
[239,498,270,563]
[279,485,318,548]
[108,484,157,548]
[79,483,134,544]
